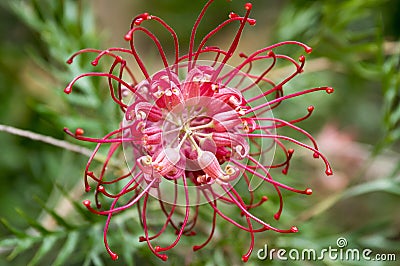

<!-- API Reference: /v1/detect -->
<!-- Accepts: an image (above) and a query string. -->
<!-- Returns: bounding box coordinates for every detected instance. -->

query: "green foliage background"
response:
[0,0,399,265]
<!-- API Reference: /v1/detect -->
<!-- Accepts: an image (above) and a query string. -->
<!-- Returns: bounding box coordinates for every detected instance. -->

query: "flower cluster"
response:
[64,0,333,262]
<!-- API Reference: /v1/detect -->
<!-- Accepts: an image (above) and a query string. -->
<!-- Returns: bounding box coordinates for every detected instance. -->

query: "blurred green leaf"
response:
[15,208,50,235]
[27,235,58,266]
[4,238,37,261]
[0,218,28,238]
[33,196,74,229]
[344,176,400,198]
[382,46,400,146]
[52,231,80,266]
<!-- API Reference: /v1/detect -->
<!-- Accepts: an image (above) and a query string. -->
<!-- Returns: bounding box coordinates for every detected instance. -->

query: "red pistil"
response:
[74,128,84,136]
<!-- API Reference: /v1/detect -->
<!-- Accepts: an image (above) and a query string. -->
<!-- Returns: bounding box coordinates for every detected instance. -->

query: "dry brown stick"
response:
[0,124,92,157]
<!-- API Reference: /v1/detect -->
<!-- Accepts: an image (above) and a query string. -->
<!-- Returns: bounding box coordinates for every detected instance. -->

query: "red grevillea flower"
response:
[63,1,333,262]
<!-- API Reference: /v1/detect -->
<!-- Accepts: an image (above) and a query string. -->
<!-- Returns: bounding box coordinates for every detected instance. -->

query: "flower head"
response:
[64,0,333,262]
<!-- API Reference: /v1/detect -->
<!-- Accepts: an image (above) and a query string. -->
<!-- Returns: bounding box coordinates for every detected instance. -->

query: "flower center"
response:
[161,94,243,174]
[122,64,251,189]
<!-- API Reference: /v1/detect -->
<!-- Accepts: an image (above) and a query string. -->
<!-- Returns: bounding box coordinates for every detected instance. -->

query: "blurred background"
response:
[0,0,399,265]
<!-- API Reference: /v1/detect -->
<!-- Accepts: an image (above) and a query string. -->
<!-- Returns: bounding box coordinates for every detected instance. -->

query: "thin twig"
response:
[0,124,92,157]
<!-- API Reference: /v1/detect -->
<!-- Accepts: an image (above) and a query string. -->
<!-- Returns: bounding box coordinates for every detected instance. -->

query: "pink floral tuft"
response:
[64,0,333,262]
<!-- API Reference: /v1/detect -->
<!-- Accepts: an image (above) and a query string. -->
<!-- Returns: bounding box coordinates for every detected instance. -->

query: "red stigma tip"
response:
[134,13,150,24]
[244,3,252,10]
[91,60,98,66]
[75,128,84,136]
[85,185,91,192]
[305,188,313,195]
[110,253,118,260]
[193,245,201,251]
[282,168,288,175]
[229,12,239,19]
[307,105,314,112]
[155,246,161,252]
[159,254,168,261]
[98,185,105,192]
[291,226,298,232]
[288,148,294,154]
[66,58,73,64]
[325,168,333,176]
[242,254,250,262]
[267,50,274,57]
[261,196,268,201]
[313,152,319,158]
[124,33,132,41]
[248,18,256,25]
[134,18,144,26]
[299,55,305,63]
[139,236,146,242]
[64,86,72,94]
[83,200,91,206]
[305,47,313,53]
[274,213,281,220]
[326,87,334,94]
